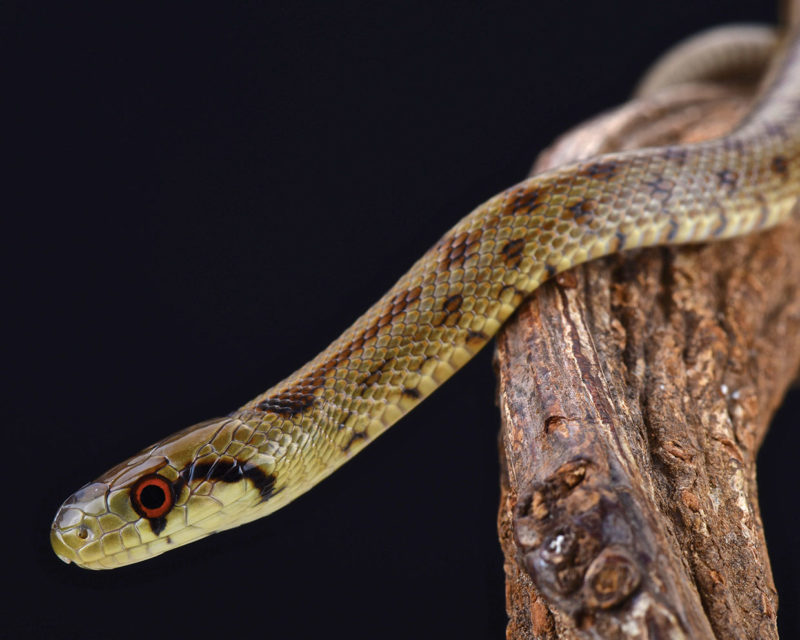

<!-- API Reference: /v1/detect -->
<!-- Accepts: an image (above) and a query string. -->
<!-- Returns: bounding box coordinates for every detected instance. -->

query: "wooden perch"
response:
[495,83,800,639]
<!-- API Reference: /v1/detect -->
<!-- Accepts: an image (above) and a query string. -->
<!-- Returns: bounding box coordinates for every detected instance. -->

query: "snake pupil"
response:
[140,484,166,510]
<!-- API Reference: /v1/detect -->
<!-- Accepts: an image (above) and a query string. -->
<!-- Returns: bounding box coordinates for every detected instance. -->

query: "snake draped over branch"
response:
[51,14,800,570]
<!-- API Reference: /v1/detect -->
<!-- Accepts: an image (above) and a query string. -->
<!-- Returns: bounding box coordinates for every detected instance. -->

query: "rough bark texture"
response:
[496,84,800,639]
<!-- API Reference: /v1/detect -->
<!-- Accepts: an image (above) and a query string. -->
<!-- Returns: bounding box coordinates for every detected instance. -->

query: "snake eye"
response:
[130,474,174,520]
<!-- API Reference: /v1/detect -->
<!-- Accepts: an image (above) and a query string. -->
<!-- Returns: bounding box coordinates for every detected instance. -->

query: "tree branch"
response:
[496,84,800,639]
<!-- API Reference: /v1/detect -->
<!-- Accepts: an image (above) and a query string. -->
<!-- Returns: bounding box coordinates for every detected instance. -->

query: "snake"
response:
[51,20,800,570]
[634,24,778,98]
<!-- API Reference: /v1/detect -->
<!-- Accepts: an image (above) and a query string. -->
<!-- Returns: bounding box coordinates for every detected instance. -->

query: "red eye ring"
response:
[130,474,174,520]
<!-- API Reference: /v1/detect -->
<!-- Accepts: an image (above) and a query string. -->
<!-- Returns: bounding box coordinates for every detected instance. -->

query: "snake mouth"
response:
[50,527,77,565]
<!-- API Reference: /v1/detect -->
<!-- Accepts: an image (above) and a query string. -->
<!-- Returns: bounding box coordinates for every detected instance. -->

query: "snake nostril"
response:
[76,526,90,540]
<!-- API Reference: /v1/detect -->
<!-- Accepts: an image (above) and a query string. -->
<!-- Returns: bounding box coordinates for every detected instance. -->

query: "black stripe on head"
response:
[181,457,277,502]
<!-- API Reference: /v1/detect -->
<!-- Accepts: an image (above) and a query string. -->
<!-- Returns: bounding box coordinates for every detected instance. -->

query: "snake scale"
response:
[52,22,800,569]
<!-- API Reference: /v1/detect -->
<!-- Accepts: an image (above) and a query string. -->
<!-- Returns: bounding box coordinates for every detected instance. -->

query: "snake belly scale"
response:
[51,27,800,569]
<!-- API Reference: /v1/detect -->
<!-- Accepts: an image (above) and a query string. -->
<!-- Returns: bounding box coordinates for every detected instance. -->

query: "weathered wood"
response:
[496,84,800,639]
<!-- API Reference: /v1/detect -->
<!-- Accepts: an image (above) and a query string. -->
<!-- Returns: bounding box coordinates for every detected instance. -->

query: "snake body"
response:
[52,24,800,569]
[634,25,778,98]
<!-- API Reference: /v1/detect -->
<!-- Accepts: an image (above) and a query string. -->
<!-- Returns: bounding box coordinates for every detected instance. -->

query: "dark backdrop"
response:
[7,1,798,638]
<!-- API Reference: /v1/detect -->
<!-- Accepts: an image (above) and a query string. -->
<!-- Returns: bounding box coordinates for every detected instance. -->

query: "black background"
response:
[7,1,799,638]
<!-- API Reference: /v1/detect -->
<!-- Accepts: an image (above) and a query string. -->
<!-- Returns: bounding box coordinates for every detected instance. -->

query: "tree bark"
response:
[496,84,800,639]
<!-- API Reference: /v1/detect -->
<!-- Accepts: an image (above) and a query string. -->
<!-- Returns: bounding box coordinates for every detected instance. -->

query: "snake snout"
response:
[50,482,110,568]
[50,526,80,565]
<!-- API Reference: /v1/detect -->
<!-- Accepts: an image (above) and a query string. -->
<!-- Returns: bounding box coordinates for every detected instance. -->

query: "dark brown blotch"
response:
[443,293,462,314]
[360,358,393,387]
[256,390,317,416]
[392,286,421,313]
[501,238,525,268]
[434,293,463,327]
[663,148,689,165]
[771,155,789,178]
[643,178,674,200]
[579,161,621,182]
[363,287,423,344]
[343,430,368,453]
[505,186,545,215]
[435,229,482,271]
[361,324,379,342]
[402,387,421,399]
[564,198,597,224]
[466,329,488,345]
[376,309,393,329]
[716,169,738,189]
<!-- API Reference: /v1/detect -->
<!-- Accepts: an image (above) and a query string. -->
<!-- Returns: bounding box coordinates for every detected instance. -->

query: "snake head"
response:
[51,416,281,569]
